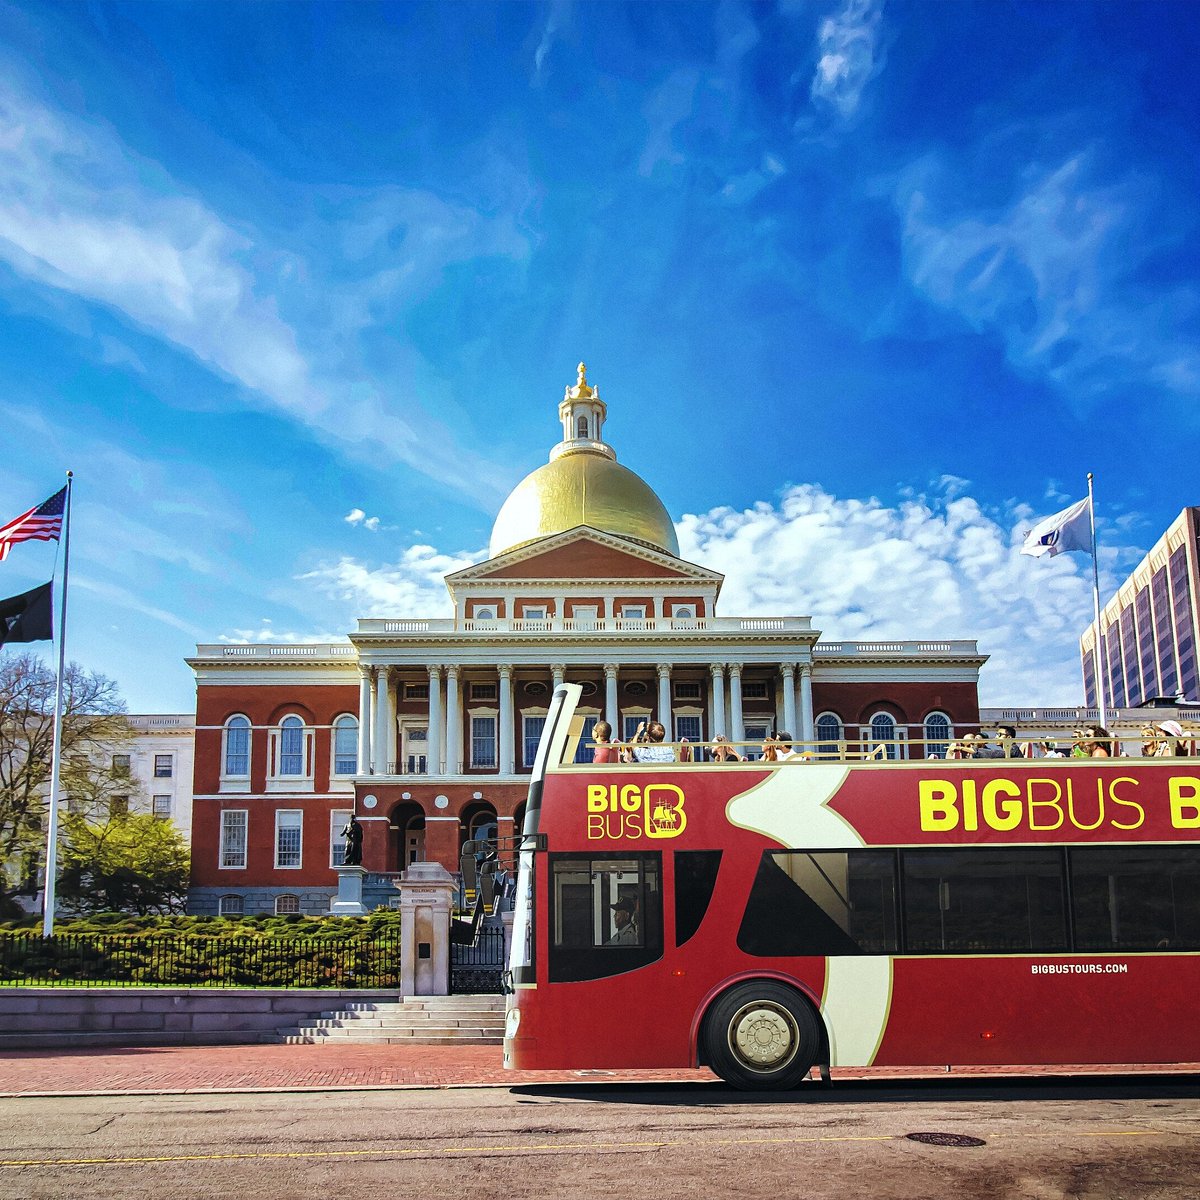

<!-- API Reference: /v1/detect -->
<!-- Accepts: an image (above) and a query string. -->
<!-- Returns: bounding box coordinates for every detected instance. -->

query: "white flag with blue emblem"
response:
[1021,496,1093,558]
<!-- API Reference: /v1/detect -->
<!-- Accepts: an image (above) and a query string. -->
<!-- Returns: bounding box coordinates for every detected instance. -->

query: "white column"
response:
[729,663,745,747]
[781,664,797,738]
[799,661,815,746]
[358,669,373,774]
[656,663,672,736]
[445,665,461,775]
[604,663,619,732]
[427,665,443,777]
[710,664,727,739]
[373,668,390,774]
[386,675,398,772]
[551,663,565,690]
[499,664,515,775]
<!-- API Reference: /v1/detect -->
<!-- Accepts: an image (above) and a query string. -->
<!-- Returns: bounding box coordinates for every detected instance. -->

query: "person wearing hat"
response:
[1155,720,1190,757]
[608,898,639,945]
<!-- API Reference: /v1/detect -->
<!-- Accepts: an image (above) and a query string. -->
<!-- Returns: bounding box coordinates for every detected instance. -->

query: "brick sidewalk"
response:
[0,1044,1196,1097]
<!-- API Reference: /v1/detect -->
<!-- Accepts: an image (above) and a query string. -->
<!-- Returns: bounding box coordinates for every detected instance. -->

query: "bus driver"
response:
[608,899,639,945]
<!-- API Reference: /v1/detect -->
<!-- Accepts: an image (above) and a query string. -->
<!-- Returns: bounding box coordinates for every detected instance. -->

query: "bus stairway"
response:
[276,994,506,1045]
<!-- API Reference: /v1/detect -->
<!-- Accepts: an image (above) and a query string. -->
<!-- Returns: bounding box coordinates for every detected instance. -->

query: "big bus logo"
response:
[585,783,687,840]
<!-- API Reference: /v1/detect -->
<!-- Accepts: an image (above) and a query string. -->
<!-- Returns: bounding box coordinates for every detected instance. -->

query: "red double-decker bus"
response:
[503,684,1200,1089]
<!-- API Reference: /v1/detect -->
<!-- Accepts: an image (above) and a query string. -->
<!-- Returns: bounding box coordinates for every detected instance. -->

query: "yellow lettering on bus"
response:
[918,780,959,832]
[586,814,606,839]
[587,785,609,813]
[960,780,979,832]
[619,784,642,812]
[981,779,1023,831]
[1108,777,1145,830]
[1169,777,1200,829]
[1027,779,1064,831]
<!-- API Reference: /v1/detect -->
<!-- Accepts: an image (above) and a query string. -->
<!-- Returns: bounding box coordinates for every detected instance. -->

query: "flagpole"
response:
[1087,472,1109,733]
[41,471,73,939]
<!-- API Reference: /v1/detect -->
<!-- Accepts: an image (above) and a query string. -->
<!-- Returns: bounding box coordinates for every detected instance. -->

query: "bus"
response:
[503,684,1200,1090]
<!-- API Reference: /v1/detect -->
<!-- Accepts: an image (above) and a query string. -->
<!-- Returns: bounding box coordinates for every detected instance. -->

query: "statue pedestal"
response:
[330,866,368,915]
[395,862,456,996]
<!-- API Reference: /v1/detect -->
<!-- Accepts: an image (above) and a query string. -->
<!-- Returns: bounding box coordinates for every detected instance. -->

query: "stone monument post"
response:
[330,866,368,916]
[395,861,456,996]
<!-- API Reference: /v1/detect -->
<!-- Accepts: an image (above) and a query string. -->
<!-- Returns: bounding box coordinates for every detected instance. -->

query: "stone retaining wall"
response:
[0,987,400,1049]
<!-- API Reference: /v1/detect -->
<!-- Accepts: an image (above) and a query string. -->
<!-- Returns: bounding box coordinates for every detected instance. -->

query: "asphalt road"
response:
[0,1075,1197,1199]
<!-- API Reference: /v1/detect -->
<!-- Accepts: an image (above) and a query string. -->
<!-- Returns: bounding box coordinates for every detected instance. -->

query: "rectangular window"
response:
[1071,847,1200,951]
[153,754,173,778]
[741,680,769,700]
[275,809,303,869]
[675,714,702,750]
[471,716,497,768]
[333,720,358,775]
[549,853,662,982]
[109,795,129,817]
[1118,604,1141,706]
[620,605,647,619]
[622,715,647,742]
[673,682,702,701]
[405,683,430,700]
[523,715,546,767]
[220,810,248,869]
[330,810,352,868]
[111,754,131,775]
[471,683,498,701]
[738,851,899,956]
[743,723,770,760]
[152,795,172,820]
[1152,566,1178,696]
[219,894,244,916]
[902,849,1067,954]
[275,894,300,915]
[522,606,547,620]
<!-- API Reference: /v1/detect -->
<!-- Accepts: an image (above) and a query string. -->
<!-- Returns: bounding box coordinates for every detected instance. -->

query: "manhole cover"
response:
[906,1132,987,1148]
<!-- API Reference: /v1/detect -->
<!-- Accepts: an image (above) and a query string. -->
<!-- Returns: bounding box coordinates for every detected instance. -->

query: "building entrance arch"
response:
[389,801,426,871]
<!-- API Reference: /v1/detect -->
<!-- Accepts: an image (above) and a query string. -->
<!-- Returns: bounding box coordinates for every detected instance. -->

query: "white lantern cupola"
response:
[551,362,615,462]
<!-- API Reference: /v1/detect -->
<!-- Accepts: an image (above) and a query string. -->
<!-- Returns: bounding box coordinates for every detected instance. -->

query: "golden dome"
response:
[489,364,678,559]
[489,450,679,559]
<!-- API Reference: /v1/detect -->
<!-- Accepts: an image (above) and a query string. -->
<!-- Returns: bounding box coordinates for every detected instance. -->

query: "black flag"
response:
[0,581,53,645]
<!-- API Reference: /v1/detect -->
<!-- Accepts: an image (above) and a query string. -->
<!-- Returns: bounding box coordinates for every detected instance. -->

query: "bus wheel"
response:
[704,982,821,1091]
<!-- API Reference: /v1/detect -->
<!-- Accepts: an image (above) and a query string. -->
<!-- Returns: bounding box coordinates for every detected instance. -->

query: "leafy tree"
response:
[57,812,190,915]
[0,651,130,914]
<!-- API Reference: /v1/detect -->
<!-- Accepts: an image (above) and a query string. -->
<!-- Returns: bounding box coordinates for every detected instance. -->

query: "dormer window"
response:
[473,606,496,620]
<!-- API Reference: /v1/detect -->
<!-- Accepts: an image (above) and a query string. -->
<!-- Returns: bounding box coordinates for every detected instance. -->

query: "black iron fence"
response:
[450,923,505,994]
[0,933,404,989]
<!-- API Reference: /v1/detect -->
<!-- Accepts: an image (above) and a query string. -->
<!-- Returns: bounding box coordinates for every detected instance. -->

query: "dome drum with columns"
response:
[185,363,986,916]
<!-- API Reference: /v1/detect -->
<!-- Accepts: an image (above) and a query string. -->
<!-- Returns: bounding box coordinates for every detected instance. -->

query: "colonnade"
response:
[356,659,815,777]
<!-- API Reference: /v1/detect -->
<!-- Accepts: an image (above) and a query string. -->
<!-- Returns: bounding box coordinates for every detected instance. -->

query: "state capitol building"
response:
[187,365,986,915]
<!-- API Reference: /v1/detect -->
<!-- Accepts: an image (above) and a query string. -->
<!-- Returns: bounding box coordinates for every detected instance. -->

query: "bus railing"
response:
[571,730,1198,765]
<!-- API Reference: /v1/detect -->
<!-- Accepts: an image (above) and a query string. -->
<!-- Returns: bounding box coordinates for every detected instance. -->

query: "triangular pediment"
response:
[446,526,723,586]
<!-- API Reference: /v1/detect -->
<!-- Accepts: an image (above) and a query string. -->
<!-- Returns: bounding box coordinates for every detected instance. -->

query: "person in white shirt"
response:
[773,732,798,762]
[629,721,676,763]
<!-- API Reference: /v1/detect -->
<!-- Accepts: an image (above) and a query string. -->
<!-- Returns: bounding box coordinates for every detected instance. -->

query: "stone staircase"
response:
[277,994,505,1045]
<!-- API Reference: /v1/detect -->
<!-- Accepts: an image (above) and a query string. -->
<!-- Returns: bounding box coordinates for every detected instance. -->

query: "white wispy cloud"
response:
[291,481,1130,707]
[896,151,1200,405]
[810,0,885,121]
[344,508,382,532]
[678,481,1121,705]
[0,80,521,503]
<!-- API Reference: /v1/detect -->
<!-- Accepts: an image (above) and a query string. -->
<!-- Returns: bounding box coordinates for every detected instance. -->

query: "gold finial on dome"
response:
[566,361,595,400]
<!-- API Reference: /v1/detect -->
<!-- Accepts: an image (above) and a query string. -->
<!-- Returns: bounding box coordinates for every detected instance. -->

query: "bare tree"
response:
[0,652,129,914]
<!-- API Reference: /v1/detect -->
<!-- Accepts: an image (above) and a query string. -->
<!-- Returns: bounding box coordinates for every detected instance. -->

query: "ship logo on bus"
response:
[586,783,688,840]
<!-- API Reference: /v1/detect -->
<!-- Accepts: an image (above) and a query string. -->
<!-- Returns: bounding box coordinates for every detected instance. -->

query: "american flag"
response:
[0,487,67,562]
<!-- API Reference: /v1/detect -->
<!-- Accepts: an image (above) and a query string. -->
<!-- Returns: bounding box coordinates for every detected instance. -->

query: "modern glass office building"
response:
[1081,507,1200,707]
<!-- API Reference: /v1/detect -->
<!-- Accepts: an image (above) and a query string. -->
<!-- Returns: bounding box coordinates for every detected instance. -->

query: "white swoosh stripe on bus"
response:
[822,956,893,1066]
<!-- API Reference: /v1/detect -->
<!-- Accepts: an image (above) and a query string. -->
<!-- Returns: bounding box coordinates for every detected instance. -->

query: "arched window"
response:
[576,414,589,439]
[332,714,359,776]
[218,894,244,916]
[223,715,250,778]
[869,712,899,760]
[815,713,844,758]
[279,716,304,776]
[923,712,952,759]
[274,894,300,915]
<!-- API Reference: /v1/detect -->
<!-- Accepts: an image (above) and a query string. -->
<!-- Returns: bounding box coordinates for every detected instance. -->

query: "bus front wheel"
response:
[704,982,821,1091]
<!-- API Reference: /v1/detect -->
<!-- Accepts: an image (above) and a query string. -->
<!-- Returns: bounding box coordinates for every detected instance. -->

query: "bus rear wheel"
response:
[704,982,821,1091]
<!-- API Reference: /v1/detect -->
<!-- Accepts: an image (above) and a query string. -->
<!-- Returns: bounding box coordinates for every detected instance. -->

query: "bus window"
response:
[1071,847,1200,952]
[903,849,1068,954]
[674,850,722,947]
[549,853,662,982]
[737,851,897,957]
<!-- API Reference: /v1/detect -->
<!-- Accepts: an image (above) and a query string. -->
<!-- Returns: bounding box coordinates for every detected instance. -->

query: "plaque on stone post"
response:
[395,861,456,996]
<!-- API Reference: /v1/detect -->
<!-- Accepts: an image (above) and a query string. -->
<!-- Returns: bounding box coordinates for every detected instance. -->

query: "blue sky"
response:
[0,0,1196,712]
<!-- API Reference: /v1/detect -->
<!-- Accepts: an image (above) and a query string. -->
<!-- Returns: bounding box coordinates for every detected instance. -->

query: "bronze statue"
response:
[341,815,364,866]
